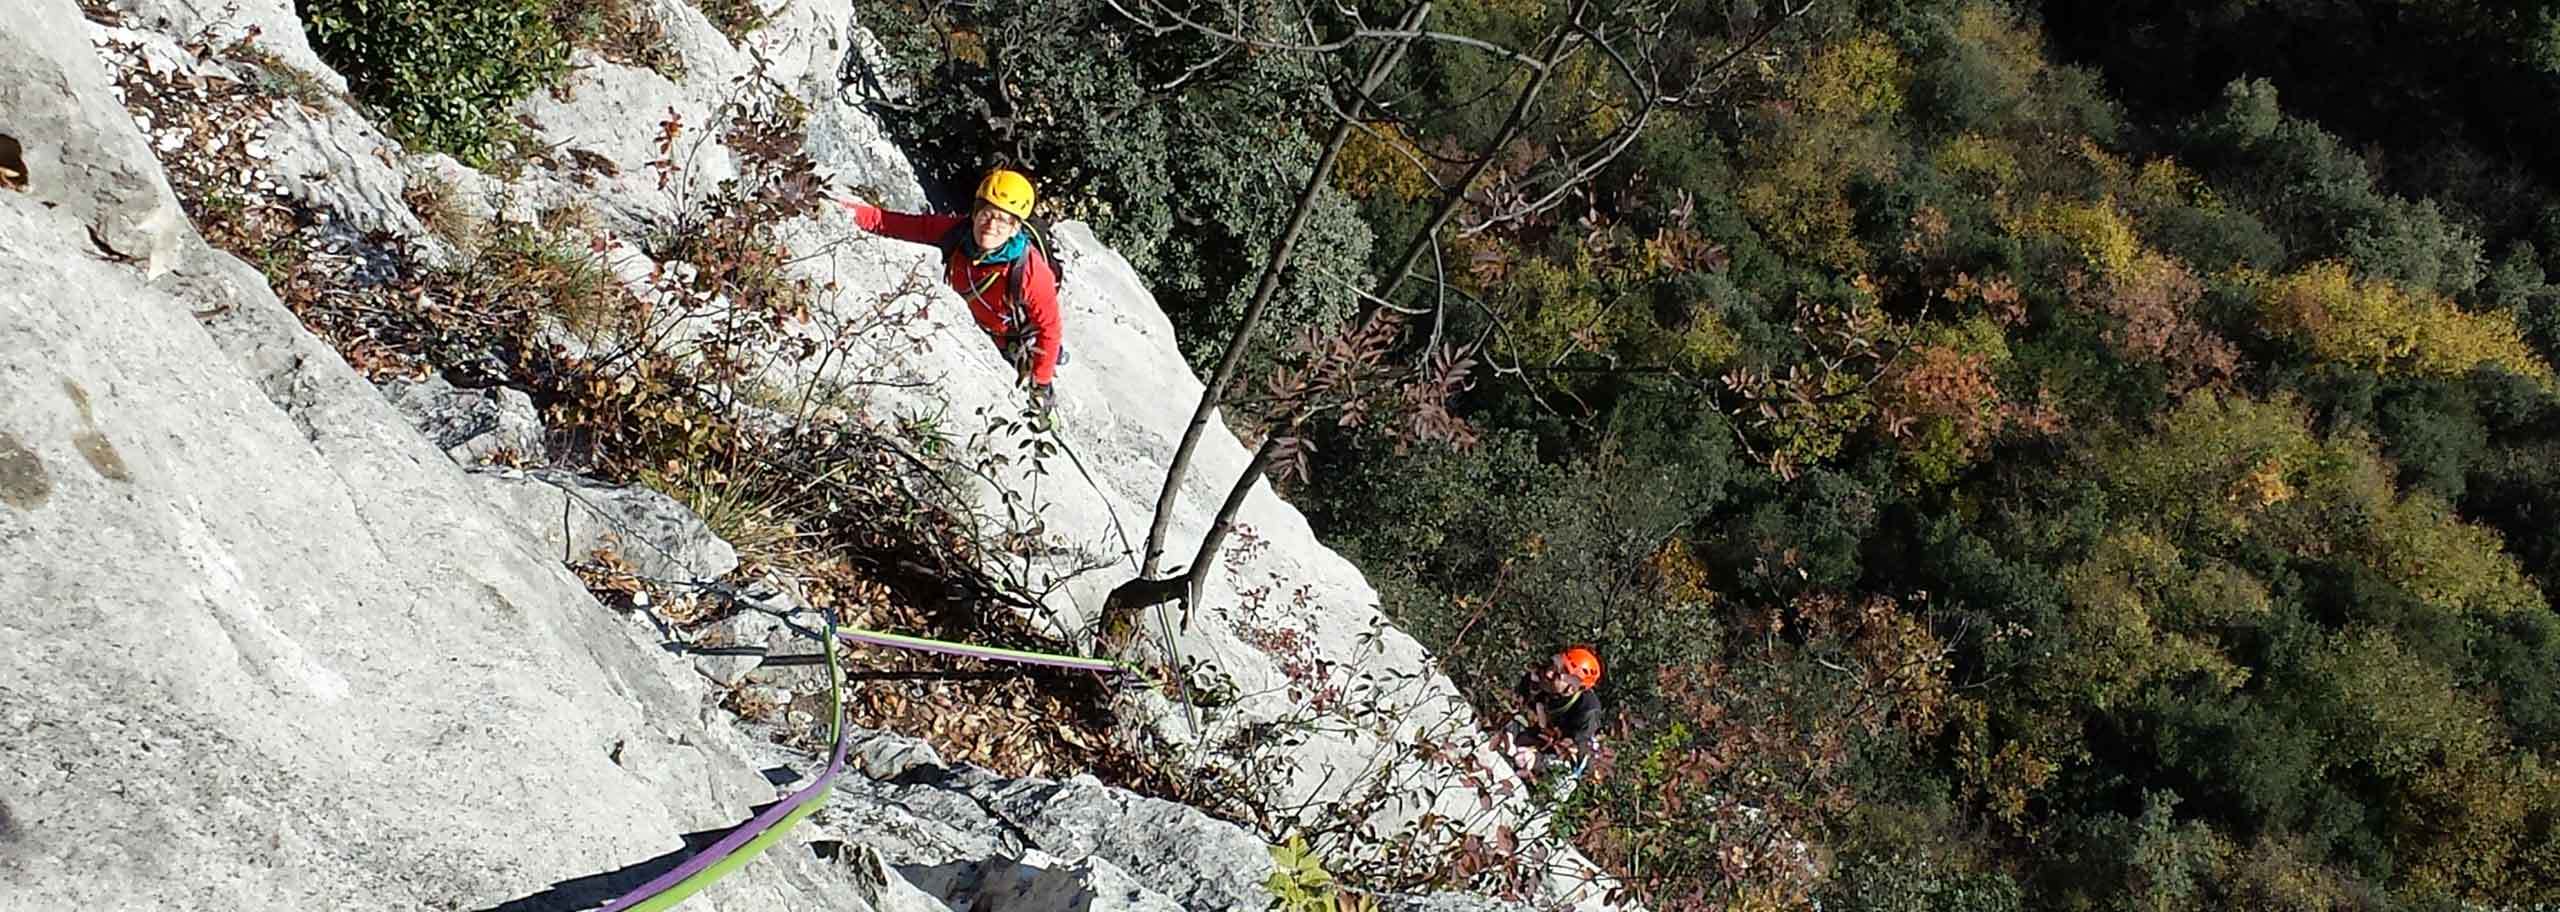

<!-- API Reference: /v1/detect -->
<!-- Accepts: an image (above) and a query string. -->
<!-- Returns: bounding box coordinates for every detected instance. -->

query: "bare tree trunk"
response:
[1179,433,1284,622]
[1141,2,1434,578]
[1160,17,1577,610]
[1114,7,1582,636]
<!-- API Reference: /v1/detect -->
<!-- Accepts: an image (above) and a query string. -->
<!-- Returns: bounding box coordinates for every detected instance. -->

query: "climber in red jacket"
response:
[832,168,1064,409]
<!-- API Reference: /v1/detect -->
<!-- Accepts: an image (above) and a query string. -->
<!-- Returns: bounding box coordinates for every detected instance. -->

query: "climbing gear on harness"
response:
[1003,333,1070,372]
[976,167,1036,220]
[943,219,1067,390]
[1027,381,1056,418]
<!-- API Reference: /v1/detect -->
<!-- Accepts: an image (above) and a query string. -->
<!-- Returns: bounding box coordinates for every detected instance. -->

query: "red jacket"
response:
[838,200,1064,385]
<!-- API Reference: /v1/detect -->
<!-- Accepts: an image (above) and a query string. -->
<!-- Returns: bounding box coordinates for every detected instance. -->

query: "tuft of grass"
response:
[643,456,822,571]
[536,202,600,236]
[697,0,773,43]
[225,41,341,111]
[479,220,626,339]
[403,174,484,251]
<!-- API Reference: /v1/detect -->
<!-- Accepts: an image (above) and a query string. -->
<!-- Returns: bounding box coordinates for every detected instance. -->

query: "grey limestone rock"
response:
[2,0,191,276]
[973,854,1190,912]
[476,467,741,584]
[0,6,902,906]
[14,0,1627,905]
[1378,894,1545,912]
[378,375,547,466]
[984,775,1278,912]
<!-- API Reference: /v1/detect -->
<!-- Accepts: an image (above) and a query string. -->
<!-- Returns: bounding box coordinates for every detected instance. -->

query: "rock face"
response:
[812,734,1277,912]
[379,376,548,465]
[793,199,1618,907]
[0,0,190,275]
[0,5,1293,912]
[477,467,742,583]
[2,0,1624,907]
[0,19,869,912]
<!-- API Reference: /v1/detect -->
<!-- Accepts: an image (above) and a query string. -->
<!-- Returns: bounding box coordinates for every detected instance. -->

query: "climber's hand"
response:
[1028,382,1055,415]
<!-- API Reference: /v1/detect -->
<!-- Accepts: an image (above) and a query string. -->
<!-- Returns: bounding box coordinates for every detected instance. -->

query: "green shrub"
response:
[2142,203,2286,274]
[1823,856,2023,912]
[303,0,571,166]
[2037,792,2233,912]
[2344,195,2486,298]
[2371,378,2489,502]
[1265,837,1377,912]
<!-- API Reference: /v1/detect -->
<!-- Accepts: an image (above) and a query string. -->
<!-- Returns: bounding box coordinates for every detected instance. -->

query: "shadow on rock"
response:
[477,808,780,912]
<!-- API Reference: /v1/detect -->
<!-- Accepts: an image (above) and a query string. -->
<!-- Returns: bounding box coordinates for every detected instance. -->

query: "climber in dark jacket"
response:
[1502,645,1605,792]
[1517,645,1605,755]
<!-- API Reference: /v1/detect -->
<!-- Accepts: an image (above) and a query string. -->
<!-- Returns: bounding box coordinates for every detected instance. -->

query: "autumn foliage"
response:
[857,0,2560,906]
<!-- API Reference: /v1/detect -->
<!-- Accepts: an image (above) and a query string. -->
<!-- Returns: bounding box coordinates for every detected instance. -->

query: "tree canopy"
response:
[861,0,2560,906]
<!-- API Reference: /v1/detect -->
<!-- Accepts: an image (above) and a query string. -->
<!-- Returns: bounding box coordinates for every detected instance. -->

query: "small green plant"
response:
[553,0,686,80]
[1265,837,1378,912]
[303,0,573,166]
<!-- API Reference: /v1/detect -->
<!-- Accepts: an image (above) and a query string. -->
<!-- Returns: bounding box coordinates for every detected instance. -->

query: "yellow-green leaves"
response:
[2052,531,2264,709]
[1265,837,1376,912]
[2249,260,2554,383]
[1740,32,1909,270]
[2095,393,2541,619]
[2018,197,2143,278]
[1800,32,1909,120]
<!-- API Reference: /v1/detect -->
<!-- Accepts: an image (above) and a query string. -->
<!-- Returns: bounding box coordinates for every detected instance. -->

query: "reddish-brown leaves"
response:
[1261,310,1480,485]
[2075,257,2238,393]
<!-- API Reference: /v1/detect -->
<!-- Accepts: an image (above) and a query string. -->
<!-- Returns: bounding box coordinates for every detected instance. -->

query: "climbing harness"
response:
[941,223,1060,348]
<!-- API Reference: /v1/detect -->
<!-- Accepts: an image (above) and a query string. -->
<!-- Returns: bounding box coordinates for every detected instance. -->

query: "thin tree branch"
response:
[1366,3,1579,310]
[1101,0,1551,72]
[1180,432,1286,626]
[1139,1,1433,578]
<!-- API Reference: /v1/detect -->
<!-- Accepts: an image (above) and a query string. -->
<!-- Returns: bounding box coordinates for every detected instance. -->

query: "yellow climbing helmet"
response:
[975,168,1036,220]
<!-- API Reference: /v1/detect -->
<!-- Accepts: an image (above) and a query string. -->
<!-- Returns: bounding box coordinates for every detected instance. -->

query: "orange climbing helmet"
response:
[1557,645,1602,689]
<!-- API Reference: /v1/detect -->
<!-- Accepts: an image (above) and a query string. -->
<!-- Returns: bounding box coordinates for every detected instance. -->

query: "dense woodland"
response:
[857,0,2560,908]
